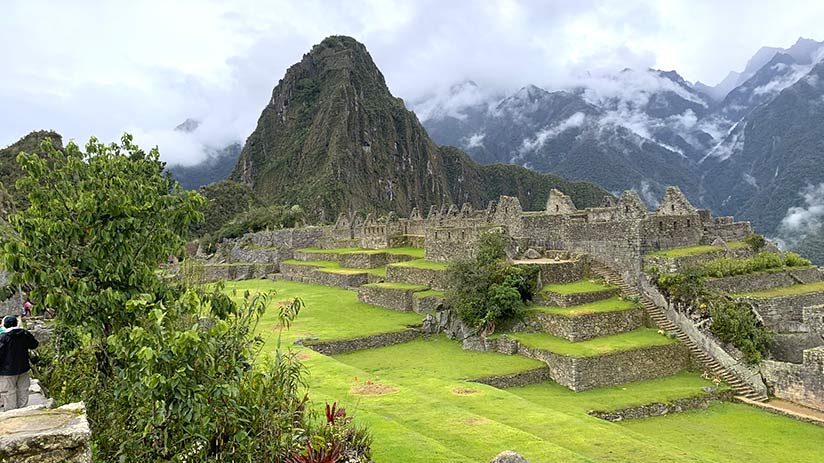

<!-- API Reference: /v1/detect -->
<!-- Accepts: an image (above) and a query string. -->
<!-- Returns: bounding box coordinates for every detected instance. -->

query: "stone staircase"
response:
[590,262,769,402]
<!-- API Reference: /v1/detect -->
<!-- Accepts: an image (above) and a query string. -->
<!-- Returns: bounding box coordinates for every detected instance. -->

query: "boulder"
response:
[491,450,529,463]
[0,402,91,462]
[711,237,728,249]
[524,248,541,259]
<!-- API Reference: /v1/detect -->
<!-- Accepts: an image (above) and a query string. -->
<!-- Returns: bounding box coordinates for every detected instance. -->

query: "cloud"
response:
[2,0,824,165]
[777,183,824,246]
[464,132,486,149]
[519,112,586,154]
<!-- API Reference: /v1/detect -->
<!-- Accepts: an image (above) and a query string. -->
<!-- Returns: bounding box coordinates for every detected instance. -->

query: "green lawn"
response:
[501,328,676,357]
[281,259,386,276]
[221,280,422,348]
[297,246,425,258]
[363,282,430,291]
[726,241,749,250]
[541,278,616,295]
[414,289,446,298]
[389,259,449,270]
[233,280,824,463]
[735,281,824,298]
[647,245,723,258]
[529,296,639,316]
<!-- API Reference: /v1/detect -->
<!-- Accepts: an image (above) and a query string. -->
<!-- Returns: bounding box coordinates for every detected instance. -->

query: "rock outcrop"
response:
[0,402,91,463]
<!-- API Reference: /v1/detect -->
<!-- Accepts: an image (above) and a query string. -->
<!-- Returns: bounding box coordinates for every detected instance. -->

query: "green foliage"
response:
[744,233,767,252]
[708,298,773,363]
[1,134,204,337]
[4,135,371,461]
[446,232,539,332]
[783,252,812,267]
[202,204,306,253]
[190,180,260,238]
[655,268,772,364]
[698,252,808,278]
[0,130,62,214]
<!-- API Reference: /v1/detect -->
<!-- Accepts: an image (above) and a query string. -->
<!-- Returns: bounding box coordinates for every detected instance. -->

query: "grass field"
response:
[647,245,723,258]
[734,281,824,298]
[529,295,640,316]
[281,259,387,276]
[221,279,824,463]
[222,280,422,348]
[389,258,449,270]
[501,328,676,357]
[541,278,616,295]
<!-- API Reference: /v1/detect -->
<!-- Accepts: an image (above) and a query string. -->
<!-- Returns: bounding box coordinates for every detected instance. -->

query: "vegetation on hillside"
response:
[0,130,62,215]
[1,135,370,462]
[654,266,773,363]
[200,203,307,253]
[446,231,539,333]
[189,179,261,237]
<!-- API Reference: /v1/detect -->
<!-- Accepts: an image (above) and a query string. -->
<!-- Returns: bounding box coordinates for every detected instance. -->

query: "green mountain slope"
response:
[0,130,63,215]
[231,36,609,218]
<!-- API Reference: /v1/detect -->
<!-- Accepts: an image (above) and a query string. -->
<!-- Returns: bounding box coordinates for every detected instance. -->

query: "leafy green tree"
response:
[446,232,539,332]
[1,134,204,337]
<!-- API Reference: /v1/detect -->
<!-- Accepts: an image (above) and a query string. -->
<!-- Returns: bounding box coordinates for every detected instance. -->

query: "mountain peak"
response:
[175,118,201,133]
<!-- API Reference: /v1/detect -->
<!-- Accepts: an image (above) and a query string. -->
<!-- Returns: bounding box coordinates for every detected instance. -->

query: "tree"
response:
[1,134,204,337]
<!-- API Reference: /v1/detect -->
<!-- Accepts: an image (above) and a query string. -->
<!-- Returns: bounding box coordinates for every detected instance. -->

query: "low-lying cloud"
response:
[777,183,824,246]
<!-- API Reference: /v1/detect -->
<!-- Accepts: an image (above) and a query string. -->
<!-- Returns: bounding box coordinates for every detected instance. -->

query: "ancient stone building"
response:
[332,186,751,282]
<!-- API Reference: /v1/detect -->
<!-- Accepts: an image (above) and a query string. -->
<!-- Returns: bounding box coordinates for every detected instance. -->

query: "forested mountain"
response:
[229,36,609,219]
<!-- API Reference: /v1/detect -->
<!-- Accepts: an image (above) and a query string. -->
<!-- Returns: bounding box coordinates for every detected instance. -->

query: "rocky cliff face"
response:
[231,36,609,218]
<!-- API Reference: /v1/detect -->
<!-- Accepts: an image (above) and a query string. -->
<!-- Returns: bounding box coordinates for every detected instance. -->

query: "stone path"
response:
[735,397,824,427]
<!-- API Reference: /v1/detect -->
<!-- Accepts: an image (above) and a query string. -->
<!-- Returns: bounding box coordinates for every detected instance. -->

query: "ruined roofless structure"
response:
[332,186,752,282]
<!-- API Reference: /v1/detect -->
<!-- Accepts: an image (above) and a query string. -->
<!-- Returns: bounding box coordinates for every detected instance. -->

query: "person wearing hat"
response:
[0,315,39,411]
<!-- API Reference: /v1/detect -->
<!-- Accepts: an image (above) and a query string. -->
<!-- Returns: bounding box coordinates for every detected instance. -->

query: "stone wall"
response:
[705,268,823,293]
[524,308,645,341]
[412,293,445,314]
[588,390,734,421]
[524,259,589,285]
[761,347,824,412]
[468,367,551,389]
[357,284,422,311]
[385,265,448,290]
[301,329,423,355]
[200,263,274,283]
[742,292,824,333]
[479,336,690,391]
[424,225,483,262]
[537,287,620,308]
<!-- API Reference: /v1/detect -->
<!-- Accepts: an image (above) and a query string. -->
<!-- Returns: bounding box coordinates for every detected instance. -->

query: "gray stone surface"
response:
[762,347,824,412]
[385,265,448,290]
[301,329,423,355]
[588,390,734,421]
[705,267,823,294]
[524,307,645,341]
[490,450,529,463]
[0,402,91,463]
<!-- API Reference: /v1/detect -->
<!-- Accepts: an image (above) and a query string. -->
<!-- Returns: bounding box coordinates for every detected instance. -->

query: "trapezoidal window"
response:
[671,204,675,212]
[555,205,560,212]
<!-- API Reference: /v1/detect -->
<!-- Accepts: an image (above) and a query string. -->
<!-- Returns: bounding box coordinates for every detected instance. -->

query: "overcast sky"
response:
[1,0,822,164]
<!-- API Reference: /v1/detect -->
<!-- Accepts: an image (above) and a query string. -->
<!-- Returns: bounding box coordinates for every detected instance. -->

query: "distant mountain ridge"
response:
[416,37,824,262]
[228,36,609,219]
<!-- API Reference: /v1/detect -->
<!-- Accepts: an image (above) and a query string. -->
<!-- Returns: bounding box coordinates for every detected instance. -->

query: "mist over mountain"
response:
[228,36,609,219]
[416,37,824,262]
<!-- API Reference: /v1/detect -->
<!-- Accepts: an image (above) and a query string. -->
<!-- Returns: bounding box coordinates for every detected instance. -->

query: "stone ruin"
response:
[331,186,751,283]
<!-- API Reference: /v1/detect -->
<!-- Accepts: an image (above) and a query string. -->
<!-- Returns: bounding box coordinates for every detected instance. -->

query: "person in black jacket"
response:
[0,315,39,411]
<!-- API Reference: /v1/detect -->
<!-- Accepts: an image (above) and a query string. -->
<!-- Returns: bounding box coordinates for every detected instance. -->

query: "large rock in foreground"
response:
[491,450,529,463]
[0,402,91,462]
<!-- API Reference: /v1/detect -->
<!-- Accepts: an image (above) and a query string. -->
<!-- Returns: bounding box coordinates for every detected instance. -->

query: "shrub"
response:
[699,252,786,278]
[446,232,539,332]
[709,298,773,363]
[201,204,306,253]
[784,252,812,267]
[744,233,767,252]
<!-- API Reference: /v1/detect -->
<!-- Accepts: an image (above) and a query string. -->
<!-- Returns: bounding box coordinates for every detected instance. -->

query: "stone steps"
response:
[590,262,769,402]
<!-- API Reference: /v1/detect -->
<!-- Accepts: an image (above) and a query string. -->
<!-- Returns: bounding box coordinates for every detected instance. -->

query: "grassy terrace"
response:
[281,259,386,277]
[297,246,425,258]
[222,280,422,348]
[529,296,640,316]
[734,281,824,298]
[363,282,430,291]
[541,278,616,295]
[500,328,676,357]
[647,240,749,258]
[389,258,449,270]
[414,289,446,298]
[224,280,824,462]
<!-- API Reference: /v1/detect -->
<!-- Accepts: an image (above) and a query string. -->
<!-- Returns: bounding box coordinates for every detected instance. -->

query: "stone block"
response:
[525,308,645,341]
[0,402,91,463]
